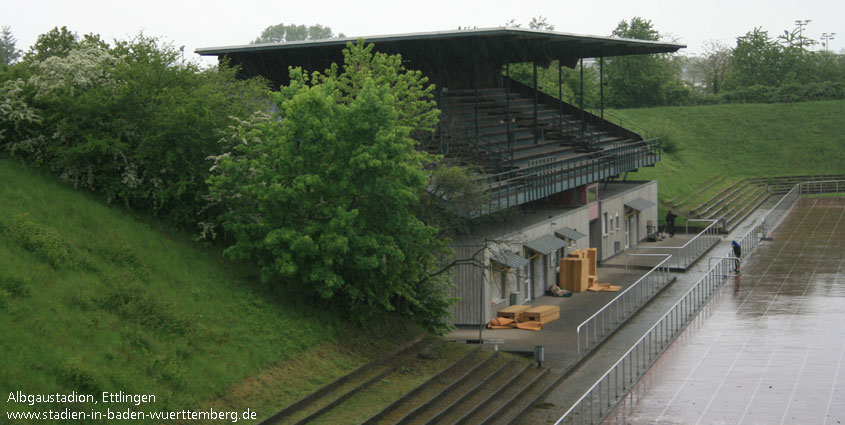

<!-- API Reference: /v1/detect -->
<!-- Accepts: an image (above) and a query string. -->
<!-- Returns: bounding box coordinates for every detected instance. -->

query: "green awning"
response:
[524,234,569,255]
[491,251,529,269]
[556,227,586,241]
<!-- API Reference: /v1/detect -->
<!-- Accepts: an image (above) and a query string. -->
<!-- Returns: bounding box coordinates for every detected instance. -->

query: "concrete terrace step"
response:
[454,365,547,425]
[366,349,500,425]
[700,182,758,220]
[398,355,522,425]
[485,369,561,425]
[258,335,431,425]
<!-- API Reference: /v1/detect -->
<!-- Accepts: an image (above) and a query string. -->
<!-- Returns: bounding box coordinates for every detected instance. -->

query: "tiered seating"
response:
[435,88,634,173]
[675,174,845,231]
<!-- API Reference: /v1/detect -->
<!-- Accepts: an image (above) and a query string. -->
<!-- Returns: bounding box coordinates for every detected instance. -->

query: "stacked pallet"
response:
[559,248,620,292]
[488,304,560,331]
[559,248,597,292]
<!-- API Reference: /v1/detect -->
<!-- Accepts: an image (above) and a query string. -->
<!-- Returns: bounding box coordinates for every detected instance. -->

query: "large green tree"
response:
[251,23,345,44]
[208,41,454,333]
[605,17,688,107]
[0,26,20,65]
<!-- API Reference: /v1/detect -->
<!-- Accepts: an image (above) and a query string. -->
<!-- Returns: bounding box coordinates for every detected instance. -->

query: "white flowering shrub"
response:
[1,29,270,228]
[29,46,120,99]
[0,79,41,153]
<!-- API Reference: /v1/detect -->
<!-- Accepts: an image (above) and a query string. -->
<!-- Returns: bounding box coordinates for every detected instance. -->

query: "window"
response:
[616,213,620,231]
[603,212,608,235]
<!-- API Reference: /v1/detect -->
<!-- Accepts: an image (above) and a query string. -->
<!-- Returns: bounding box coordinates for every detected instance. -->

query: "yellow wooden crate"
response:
[525,305,560,324]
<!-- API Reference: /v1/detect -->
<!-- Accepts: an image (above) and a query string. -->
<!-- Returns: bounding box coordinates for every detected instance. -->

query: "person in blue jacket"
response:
[732,240,742,272]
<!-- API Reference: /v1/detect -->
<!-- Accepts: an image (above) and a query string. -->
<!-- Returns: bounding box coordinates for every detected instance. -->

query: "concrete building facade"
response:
[449,181,658,325]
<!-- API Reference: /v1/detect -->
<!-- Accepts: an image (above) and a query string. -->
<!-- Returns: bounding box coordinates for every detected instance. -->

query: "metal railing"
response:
[798,179,845,196]
[576,254,672,356]
[469,138,661,216]
[556,256,738,425]
[637,219,721,269]
[555,180,845,425]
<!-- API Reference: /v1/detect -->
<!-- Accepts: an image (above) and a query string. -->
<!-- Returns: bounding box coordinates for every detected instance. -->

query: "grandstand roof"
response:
[197,27,683,61]
[196,27,685,87]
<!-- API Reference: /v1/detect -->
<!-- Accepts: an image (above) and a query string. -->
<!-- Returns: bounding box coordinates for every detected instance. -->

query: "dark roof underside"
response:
[197,27,685,71]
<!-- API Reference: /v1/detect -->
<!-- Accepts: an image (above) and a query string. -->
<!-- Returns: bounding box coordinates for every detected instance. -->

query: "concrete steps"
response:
[260,335,562,425]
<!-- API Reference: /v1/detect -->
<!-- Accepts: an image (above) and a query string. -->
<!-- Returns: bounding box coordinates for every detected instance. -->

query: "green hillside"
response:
[615,100,845,202]
[0,158,418,423]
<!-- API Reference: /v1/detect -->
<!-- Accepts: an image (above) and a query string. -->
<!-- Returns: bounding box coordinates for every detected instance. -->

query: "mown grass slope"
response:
[614,100,845,204]
[0,158,419,424]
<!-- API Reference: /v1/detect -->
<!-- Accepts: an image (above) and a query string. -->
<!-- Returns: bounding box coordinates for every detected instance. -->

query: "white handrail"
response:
[554,180,839,425]
[576,254,671,356]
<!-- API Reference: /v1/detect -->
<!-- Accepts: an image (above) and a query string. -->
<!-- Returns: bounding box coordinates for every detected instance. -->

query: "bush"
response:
[0,214,72,267]
[0,31,269,229]
[0,274,31,298]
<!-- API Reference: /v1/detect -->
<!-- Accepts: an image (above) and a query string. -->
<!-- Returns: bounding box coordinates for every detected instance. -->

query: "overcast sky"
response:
[4,0,843,66]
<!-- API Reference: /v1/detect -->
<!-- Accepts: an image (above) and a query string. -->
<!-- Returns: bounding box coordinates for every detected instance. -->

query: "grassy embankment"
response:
[0,158,438,424]
[612,99,845,220]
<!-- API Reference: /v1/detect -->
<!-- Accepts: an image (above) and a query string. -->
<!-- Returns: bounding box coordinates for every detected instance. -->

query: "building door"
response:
[589,218,602,260]
[535,255,546,298]
[631,212,638,244]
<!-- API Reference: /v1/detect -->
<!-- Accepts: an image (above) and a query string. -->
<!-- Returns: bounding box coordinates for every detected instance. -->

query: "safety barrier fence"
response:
[637,219,721,269]
[554,180,840,425]
[576,254,672,356]
[557,256,741,425]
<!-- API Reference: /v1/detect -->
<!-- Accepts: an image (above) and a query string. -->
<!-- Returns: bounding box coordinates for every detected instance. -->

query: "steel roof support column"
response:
[580,58,585,142]
[559,61,563,136]
[506,64,513,166]
[438,59,444,153]
[599,57,605,120]
[533,62,539,145]
[474,57,479,152]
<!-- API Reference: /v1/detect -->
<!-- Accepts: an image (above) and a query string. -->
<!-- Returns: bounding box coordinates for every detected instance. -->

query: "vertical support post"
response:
[474,57,479,151]
[533,62,539,144]
[558,61,563,135]
[437,59,444,153]
[580,58,585,142]
[600,57,605,128]
[506,64,513,165]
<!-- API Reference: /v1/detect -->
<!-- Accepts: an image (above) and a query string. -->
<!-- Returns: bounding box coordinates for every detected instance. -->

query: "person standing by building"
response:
[732,240,742,273]
[666,210,677,238]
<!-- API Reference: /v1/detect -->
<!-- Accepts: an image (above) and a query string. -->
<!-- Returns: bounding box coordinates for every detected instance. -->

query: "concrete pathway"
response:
[514,195,785,424]
[602,197,845,425]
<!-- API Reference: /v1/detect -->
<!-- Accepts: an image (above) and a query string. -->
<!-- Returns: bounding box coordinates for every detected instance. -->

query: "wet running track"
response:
[604,197,845,425]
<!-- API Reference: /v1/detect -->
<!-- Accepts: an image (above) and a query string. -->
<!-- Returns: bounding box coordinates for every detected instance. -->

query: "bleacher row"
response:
[429,87,638,174]
[667,173,845,231]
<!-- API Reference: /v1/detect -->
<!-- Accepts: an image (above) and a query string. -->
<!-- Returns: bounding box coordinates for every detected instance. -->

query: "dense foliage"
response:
[0,28,269,227]
[604,17,688,108]
[0,25,20,65]
[251,22,344,44]
[207,41,454,333]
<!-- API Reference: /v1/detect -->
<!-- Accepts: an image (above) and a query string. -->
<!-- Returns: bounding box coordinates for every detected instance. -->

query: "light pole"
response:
[822,33,836,52]
[795,19,811,47]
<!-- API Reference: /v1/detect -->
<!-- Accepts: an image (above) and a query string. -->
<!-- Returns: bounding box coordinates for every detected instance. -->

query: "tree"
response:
[24,26,78,62]
[697,40,732,94]
[528,16,555,31]
[207,41,455,333]
[604,17,688,107]
[0,26,20,65]
[1,30,269,228]
[251,23,344,44]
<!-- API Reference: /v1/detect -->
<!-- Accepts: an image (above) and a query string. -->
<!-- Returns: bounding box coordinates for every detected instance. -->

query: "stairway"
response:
[259,337,562,425]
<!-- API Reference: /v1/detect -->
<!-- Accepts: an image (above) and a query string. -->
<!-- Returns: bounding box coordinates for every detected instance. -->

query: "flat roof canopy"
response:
[196,27,685,89]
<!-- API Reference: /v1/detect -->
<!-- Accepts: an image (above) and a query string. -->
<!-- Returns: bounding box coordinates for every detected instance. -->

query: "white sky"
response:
[4,0,843,66]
